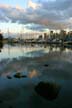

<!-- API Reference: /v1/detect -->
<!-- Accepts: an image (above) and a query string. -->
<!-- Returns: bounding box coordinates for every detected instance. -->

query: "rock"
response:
[14,73,27,78]
[14,73,21,78]
[7,76,12,79]
[44,64,49,67]
[21,75,27,78]
[35,81,61,100]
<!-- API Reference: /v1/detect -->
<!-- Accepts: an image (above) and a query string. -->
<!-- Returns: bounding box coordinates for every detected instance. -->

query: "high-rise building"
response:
[69,31,72,36]
[38,35,43,40]
[50,31,54,39]
[60,30,66,41]
[44,33,48,40]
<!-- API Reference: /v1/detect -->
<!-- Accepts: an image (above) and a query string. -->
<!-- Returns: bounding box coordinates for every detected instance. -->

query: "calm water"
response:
[0,42,72,108]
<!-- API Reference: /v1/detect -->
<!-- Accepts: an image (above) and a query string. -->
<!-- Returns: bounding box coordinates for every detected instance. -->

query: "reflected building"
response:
[0,32,3,52]
[0,41,3,52]
[0,32,3,42]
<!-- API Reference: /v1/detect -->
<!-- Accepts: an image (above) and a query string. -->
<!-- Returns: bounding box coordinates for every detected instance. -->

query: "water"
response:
[0,42,72,108]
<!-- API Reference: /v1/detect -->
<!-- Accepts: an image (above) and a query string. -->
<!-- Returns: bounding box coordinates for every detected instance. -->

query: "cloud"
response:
[28,0,41,9]
[0,4,27,23]
[0,0,72,30]
[25,23,47,31]
[41,0,72,11]
[15,4,24,10]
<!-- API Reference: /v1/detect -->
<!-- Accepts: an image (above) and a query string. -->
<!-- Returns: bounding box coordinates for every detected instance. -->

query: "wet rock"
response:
[35,81,61,100]
[14,73,21,78]
[7,76,12,79]
[21,75,27,78]
[44,64,49,67]
[14,73,27,78]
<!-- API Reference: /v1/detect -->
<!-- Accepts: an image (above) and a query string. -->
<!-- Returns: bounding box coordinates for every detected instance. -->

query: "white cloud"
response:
[28,0,41,9]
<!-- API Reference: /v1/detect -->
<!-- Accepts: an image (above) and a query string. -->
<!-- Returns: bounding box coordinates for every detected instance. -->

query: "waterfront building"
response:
[0,32,3,41]
[50,31,54,40]
[44,33,48,40]
[60,30,66,42]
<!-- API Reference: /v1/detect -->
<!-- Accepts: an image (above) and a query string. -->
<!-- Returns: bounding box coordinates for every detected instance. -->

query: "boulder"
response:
[44,64,49,67]
[35,81,61,100]
[14,73,27,78]
[7,76,12,79]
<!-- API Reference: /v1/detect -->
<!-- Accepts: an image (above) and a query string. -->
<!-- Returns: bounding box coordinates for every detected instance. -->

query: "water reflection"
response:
[28,69,40,78]
[0,42,3,52]
[0,43,72,107]
[0,43,71,61]
[0,43,72,64]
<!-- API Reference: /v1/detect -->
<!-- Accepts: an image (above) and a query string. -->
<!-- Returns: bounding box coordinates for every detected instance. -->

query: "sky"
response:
[0,0,72,34]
